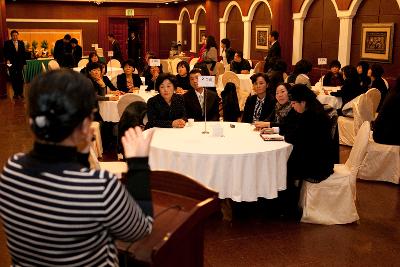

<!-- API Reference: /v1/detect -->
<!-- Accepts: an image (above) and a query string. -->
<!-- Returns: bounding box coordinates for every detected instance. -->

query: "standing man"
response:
[4,30,26,99]
[107,33,123,63]
[263,30,281,73]
[128,32,140,63]
[54,34,72,67]
[70,38,82,67]
[184,68,220,121]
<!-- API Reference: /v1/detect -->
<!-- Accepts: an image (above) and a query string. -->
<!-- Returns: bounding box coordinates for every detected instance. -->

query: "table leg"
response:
[220,199,232,222]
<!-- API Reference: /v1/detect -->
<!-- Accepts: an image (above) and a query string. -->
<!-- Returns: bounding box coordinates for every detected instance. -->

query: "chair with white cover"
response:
[382,78,389,89]
[248,59,253,68]
[41,63,47,73]
[253,61,265,73]
[95,48,104,57]
[299,121,371,225]
[78,59,89,67]
[107,59,121,68]
[170,58,182,75]
[47,60,60,71]
[221,71,248,111]
[90,121,103,159]
[214,62,225,85]
[338,89,380,146]
[117,94,146,118]
[357,131,400,184]
[189,57,199,66]
[89,146,127,179]
[160,59,172,74]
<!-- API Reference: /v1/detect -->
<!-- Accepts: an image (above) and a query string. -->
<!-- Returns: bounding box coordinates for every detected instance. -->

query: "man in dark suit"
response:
[54,34,72,67]
[107,33,123,63]
[184,68,220,121]
[263,30,281,73]
[230,51,251,74]
[4,30,26,99]
[70,38,82,67]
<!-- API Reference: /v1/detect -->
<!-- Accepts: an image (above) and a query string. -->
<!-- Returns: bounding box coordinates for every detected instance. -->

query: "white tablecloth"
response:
[98,91,154,122]
[217,73,253,95]
[149,122,293,202]
[312,86,343,109]
[73,66,124,81]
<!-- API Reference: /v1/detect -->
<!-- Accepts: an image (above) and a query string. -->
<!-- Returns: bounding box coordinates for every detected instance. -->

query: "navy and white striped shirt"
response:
[0,143,153,267]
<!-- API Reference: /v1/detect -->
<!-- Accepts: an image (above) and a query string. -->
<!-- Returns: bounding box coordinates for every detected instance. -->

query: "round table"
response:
[149,122,293,202]
[98,91,154,122]
[312,86,343,109]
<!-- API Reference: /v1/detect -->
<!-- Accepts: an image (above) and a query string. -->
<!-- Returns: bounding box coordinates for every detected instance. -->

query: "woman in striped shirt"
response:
[0,69,154,267]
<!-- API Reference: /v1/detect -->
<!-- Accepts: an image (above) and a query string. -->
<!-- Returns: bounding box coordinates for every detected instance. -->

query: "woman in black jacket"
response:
[368,63,388,111]
[175,60,191,93]
[356,61,370,92]
[242,73,275,123]
[117,59,142,93]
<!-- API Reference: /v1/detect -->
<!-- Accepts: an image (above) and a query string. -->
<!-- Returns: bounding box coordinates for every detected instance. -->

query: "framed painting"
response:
[360,23,394,63]
[255,25,271,50]
[198,26,206,44]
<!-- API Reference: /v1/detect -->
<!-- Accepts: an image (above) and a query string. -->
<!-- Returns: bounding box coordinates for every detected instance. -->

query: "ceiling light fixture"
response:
[89,0,105,5]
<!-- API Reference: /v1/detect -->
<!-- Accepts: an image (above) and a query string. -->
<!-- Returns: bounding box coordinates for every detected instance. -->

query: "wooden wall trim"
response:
[6,18,98,23]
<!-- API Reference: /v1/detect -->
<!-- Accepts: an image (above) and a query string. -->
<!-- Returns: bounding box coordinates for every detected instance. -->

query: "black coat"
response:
[175,74,191,91]
[331,79,363,108]
[225,47,235,64]
[267,107,299,136]
[183,89,220,121]
[373,90,400,145]
[323,72,344,87]
[72,45,83,67]
[111,40,123,63]
[230,59,251,74]
[283,106,334,182]
[146,94,186,128]
[54,39,72,67]
[264,41,281,72]
[117,73,142,93]
[4,40,26,69]
[242,94,275,123]
[371,78,388,111]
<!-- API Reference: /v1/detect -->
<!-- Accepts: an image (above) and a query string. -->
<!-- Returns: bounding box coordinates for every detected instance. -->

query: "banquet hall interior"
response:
[0,0,399,266]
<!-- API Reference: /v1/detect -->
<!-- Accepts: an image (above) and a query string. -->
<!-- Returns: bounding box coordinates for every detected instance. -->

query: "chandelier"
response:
[89,0,105,5]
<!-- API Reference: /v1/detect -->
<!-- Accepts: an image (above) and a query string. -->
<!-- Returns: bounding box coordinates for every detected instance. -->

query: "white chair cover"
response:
[221,71,248,111]
[117,94,146,117]
[107,59,121,68]
[253,61,265,73]
[95,48,104,57]
[47,60,60,71]
[89,146,127,179]
[300,122,370,225]
[160,59,171,74]
[365,88,381,114]
[189,57,199,66]
[90,122,103,159]
[170,58,182,75]
[78,59,89,67]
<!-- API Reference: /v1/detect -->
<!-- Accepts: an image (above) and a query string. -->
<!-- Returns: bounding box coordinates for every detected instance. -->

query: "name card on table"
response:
[198,76,215,87]
[318,58,327,65]
[149,59,161,66]
[108,51,114,57]
[92,44,99,49]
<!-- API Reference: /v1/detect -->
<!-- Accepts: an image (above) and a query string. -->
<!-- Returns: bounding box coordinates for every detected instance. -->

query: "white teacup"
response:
[188,118,194,126]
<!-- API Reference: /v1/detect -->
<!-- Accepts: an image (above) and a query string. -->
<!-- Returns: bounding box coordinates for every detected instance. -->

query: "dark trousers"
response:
[9,66,24,96]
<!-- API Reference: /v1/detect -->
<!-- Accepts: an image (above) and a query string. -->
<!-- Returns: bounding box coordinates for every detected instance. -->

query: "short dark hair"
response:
[70,38,78,44]
[155,73,177,90]
[342,65,358,82]
[329,60,341,69]
[294,59,313,74]
[189,68,203,76]
[221,38,231,48]
[86,62,102,72]
[370,64,384,78]
[108,33,115,38]
[121,59,136,70]
[270,30,279,40]
[289,83,323,112]
[250,72,270,85]
[88,51,99,63]
[235,51,244,59]
[177,60,190,75]
[10,30,18,35]
[64,34,71,40]
[29,70,96,143]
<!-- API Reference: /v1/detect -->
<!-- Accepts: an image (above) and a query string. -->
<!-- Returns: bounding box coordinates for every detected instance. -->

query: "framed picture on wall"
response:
[198,26,206,44]
[255,25,271,50]
[360,23,394,63]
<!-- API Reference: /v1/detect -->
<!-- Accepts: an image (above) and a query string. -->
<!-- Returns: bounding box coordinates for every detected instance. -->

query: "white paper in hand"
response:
[108,51,114,57]
[149,59,161,67]
[198,76,215,87]
[7,64,12,67]
[318,58,327,65]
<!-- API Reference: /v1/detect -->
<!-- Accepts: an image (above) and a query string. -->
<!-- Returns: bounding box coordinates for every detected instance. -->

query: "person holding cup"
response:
[146,73,186,128]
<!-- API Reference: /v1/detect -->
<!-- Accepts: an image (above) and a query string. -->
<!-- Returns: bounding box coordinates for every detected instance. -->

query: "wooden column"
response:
[271,0,293,67]
[0,0,8,98]
[205,0,219,42]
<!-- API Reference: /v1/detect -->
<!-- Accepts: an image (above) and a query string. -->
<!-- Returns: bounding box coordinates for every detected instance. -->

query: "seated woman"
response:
[356,61,370,92]
[80,51,100,75]
[146,65,163,91]
[373,76,400,146]
[368,63,388,111]
[287,59,312,89]
[146,73,186,128]
[254,83,298,134]
[330,65,363,111]
[323,60,344,87]
[117,59,142,93]
[175,60,191,93]
[242,73,276,123]
[0,69,153,266]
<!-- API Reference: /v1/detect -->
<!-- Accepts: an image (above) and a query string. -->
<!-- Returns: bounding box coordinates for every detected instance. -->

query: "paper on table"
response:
[260,133,284,141]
